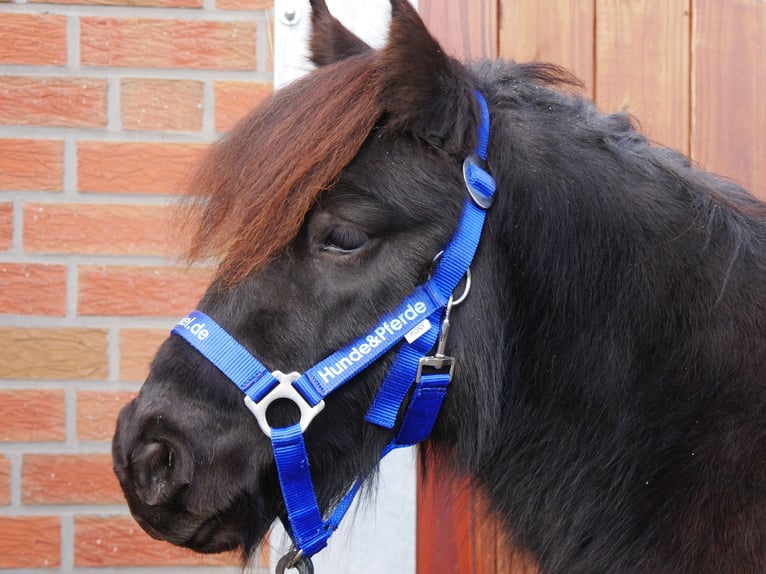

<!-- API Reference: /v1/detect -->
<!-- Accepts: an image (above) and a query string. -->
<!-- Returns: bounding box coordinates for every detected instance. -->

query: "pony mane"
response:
[184,52,381,286]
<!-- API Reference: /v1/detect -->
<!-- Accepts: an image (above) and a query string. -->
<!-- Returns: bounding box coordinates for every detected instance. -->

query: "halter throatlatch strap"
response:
[170,89,496,561]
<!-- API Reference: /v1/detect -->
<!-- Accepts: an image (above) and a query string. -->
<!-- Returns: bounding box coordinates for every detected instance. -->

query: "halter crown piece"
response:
[172,90,496,573]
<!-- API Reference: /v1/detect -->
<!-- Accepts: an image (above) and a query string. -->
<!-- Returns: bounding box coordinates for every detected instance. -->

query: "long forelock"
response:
[183,52,382,286]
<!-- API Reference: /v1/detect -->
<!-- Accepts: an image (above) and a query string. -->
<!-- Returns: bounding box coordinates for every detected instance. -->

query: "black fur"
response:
[113,1,766,571]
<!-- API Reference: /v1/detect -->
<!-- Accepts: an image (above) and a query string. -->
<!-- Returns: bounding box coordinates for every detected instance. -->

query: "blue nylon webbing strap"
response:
[464,162,496,203]
[172,311,277,401]
[474,88,490,160]
[322,474,365,536]
[430,198,487,297]
[271,424,328,556]
[394,372,451,446]
[298,283,445,402]
[172,284,443,409]
[364,309,441,428]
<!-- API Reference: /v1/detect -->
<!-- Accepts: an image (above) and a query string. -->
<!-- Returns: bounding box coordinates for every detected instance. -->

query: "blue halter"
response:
[171,90,495,568]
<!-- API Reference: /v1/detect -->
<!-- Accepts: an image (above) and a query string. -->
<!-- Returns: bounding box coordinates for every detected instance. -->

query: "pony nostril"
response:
[131,440,191,506]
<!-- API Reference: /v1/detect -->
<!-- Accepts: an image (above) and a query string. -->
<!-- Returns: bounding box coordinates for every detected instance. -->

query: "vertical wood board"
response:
[595,0,691,153]
[420,0,498,60]
[417,468,475,574]
[499,0,596,97]
[692,0,765,198]
[417,459,539,574]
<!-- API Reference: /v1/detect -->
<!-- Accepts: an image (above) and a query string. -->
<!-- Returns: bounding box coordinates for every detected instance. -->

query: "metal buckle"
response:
[463,154,495,209]
[415,354,455,384]
[243,371,325,438]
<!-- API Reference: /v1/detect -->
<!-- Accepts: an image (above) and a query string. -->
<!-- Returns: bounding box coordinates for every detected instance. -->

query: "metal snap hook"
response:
[276,549,314,574]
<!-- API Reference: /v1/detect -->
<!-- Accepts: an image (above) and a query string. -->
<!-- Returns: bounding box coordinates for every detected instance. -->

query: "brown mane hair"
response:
[184,51,381,286]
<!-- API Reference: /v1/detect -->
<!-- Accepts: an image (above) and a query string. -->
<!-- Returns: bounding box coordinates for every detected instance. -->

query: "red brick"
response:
[75,515,239,567]
[0,263,67,315]
[80,17,257,70]
[0,139,64,191]
[0,203,12,251]
[0,516,60,568]
[0,14,67,65]
[78,141,206,194]
[0,455,10,505]
[0,328,108,380]
[0,389,66,442]
[23,454,124,505]
[120,328,168,381]
[121,78,204,131]
[24,202,180,256]
[214,80,272,131]
[217,0,271,10]
[36,0,200,7]
[77,390,137,441]
[0,77,107,128]
[78,265,211,317]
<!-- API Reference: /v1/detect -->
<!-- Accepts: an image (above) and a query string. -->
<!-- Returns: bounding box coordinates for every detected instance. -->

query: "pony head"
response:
[113,2,766,571]
[112,0,483,557]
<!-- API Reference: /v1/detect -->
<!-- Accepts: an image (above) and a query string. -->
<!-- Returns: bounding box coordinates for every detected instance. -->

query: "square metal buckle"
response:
[415,355,454,384]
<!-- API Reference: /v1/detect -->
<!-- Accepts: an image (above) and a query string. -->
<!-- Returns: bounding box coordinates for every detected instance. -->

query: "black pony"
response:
[112,1,766,572]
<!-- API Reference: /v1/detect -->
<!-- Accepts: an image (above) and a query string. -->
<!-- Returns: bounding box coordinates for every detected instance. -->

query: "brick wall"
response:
[0,0,273,570]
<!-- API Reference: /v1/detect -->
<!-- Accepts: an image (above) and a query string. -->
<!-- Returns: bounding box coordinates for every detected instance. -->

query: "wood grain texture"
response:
[596,0,691,153]
[499,0,595,96]
[692,0,765,198]
[417,469,474,574]
[417,457,538,574]
[420,0,498,60]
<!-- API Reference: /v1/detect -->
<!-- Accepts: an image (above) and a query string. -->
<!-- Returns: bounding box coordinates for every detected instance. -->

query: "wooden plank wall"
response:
[418,1,765,573]
[424,0,764,196]
[498,0,766,199]
[692,0,765,197]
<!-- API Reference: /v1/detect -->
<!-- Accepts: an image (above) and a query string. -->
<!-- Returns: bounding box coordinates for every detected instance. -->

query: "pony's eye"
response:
[321,226,369,253]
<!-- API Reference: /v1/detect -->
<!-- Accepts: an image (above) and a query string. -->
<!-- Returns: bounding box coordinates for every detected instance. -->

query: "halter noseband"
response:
[171,90,495,572]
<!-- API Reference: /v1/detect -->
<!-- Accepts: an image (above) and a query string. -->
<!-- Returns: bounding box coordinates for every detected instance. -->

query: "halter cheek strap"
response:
[171,90,495,564]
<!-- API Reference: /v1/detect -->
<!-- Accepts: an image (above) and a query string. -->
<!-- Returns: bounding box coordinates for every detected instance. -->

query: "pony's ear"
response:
[309,0,372,66]
[377,0,477,154]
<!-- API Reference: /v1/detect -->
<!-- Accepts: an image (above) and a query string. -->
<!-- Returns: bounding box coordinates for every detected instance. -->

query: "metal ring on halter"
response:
[427,250,445,280]
[448,268,472,309]
[276,549,314,574]
[429,250,471,308]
